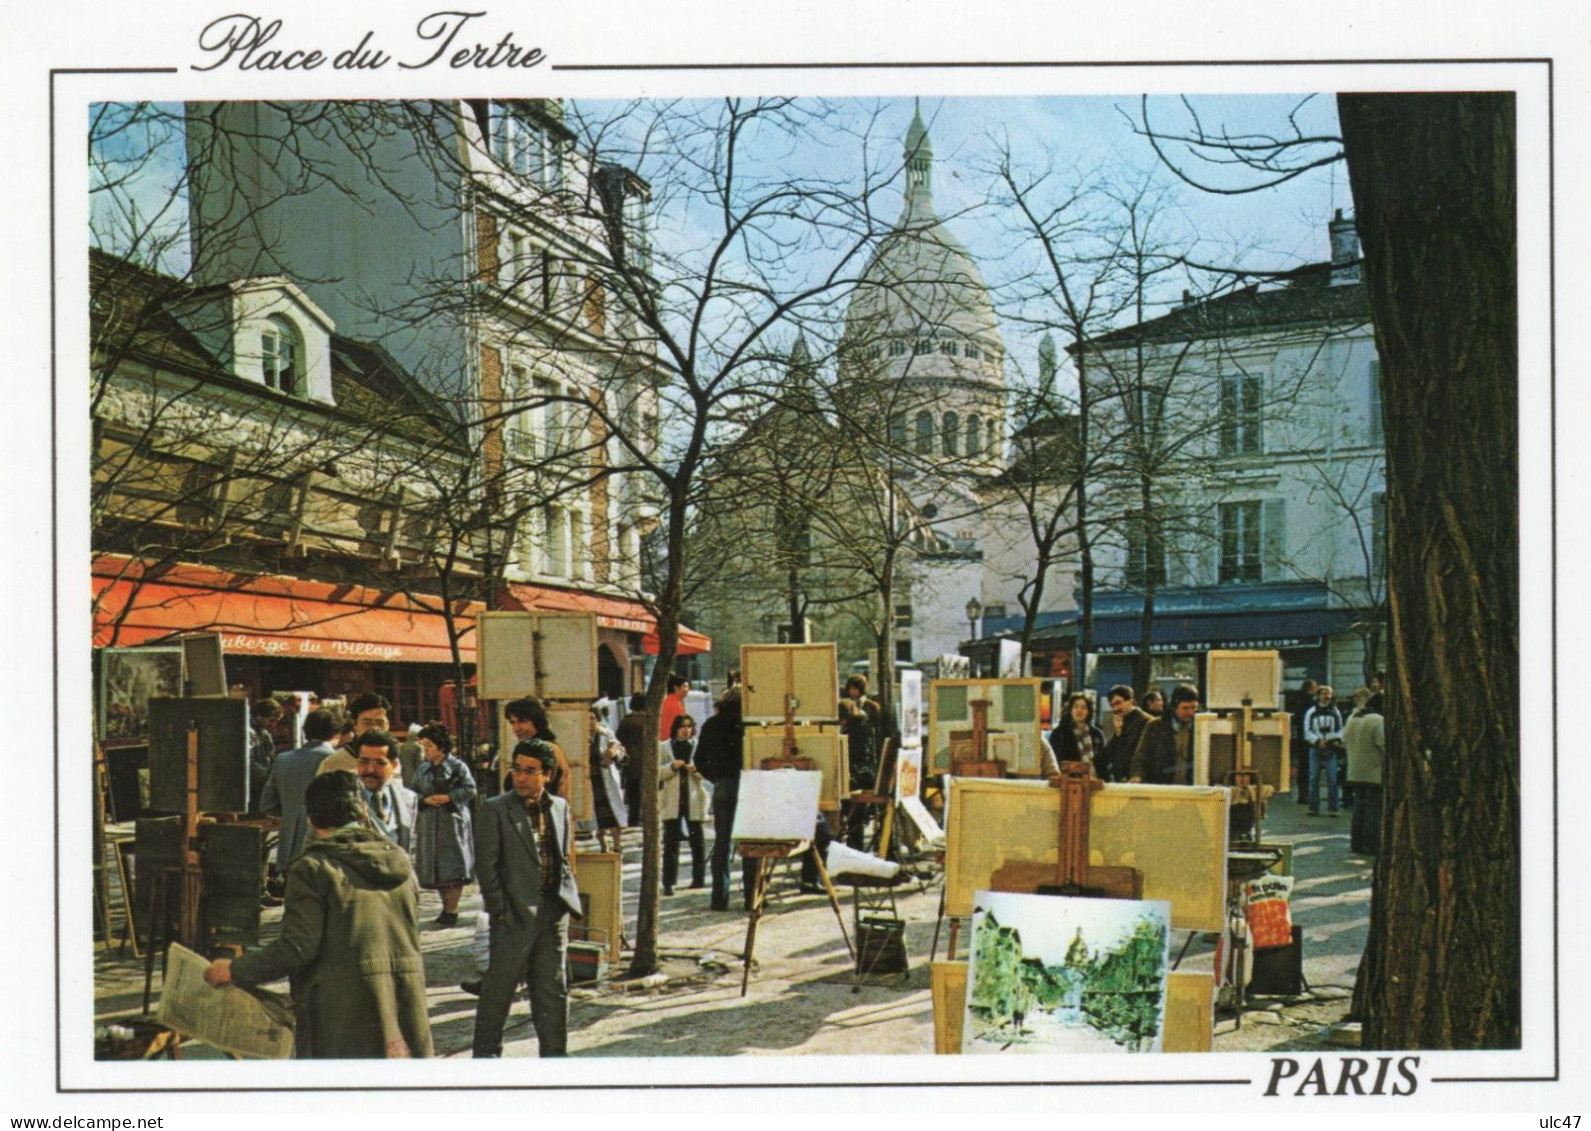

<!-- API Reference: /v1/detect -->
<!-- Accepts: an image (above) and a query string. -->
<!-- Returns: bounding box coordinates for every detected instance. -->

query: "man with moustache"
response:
[472,739,583,1058]
[1098,684,1153,783]
[353,729,418,852]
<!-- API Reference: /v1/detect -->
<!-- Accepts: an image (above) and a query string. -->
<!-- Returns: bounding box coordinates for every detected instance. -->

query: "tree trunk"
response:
[1338,92,1519,1049]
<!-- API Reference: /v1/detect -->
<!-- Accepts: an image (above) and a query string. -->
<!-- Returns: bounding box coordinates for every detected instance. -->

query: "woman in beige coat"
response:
[1343,692,1386,856]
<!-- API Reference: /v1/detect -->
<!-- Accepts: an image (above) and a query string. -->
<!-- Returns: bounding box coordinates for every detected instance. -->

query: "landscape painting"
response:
[963,891,1171,1054]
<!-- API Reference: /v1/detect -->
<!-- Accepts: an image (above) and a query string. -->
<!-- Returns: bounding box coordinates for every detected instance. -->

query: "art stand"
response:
[1227,698,1266,846]
[943,763,1143,960]
[737,839,853,996]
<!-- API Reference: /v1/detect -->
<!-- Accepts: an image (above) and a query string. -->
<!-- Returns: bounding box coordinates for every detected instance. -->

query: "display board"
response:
[899,669,923,746]
[943,777,1230,931]
[575,851,624,965]
[731,770,823,841]
[476,611,598,701]
[927,678,1045,777]
[146,697,251,814]
[1194,712,1291,790]
[132,817,262,950]
[741,642,838,724]
[176,633,228,697]
[1205,650,1283,711]
[742,726,848,812]
[547,702,593,822]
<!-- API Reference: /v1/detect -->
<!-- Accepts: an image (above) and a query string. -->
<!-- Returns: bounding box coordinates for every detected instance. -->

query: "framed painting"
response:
[97,646,182,747]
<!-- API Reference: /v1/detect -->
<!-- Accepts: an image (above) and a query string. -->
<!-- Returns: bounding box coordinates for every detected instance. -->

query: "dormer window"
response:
[490,102,565,189]
[261,315,301,395]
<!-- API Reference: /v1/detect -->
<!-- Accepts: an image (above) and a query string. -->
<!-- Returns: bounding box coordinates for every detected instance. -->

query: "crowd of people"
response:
[207,664,1387,1060]
[1045,673,1388,856]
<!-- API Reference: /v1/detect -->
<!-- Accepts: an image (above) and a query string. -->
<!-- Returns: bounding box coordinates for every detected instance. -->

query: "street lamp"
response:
[965,596,982,641]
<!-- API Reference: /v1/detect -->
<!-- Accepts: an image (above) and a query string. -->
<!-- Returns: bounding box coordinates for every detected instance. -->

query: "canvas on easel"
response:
[742,727,848,813]
[731,770,822,842]
[476,611,599,701]
[962,891,1171,1054]
[740,642,838,723]
[546,702,593,822]
[944,776,1230,932]
[927,678,1045,777]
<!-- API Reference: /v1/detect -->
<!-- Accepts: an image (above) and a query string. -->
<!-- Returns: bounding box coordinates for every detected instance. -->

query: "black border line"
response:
[55,57,1556,1096]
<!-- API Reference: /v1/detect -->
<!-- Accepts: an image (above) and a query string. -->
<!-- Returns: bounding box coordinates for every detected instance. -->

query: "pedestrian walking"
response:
[1344,691,1386,853]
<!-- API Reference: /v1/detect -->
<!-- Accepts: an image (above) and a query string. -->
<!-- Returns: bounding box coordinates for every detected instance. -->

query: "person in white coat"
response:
[659,714,709,894]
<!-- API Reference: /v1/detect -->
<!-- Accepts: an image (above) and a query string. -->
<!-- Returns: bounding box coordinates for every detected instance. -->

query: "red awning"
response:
[501,582,712,656]
[92,555,482,665]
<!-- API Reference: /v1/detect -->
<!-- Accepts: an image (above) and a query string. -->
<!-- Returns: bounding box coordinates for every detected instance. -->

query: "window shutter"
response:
[1218,376,1236,455]
[1263,498,1287,580]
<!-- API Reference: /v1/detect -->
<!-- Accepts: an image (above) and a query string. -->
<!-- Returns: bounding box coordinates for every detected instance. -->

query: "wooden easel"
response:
[949,699,1004,778]
[939,762,1143,958]
[737,838,853,996]
[1224,698,1266,845]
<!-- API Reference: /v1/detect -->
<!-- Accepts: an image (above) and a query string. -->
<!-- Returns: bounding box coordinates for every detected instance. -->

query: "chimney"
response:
[1329,208,1361,286]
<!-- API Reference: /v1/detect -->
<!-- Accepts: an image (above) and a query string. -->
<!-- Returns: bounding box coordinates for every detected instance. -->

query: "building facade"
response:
[1077,212,1387,699]
[184,99,702,695]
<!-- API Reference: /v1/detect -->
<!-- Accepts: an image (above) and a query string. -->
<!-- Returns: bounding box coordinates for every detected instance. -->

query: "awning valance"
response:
[92,555,482,665]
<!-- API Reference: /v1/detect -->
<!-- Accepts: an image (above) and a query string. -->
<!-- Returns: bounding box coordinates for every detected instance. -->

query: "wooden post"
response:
[180,724,203,950]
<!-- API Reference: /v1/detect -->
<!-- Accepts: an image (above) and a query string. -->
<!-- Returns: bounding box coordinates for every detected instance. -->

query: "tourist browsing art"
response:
[963,891,1171,1054]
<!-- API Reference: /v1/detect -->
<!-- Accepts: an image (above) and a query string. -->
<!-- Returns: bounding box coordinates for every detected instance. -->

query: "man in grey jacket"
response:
[472,739,583,1058]
[260,707,341,876]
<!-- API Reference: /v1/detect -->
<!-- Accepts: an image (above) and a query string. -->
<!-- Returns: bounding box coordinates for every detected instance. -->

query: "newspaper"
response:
[155,942,296,1059]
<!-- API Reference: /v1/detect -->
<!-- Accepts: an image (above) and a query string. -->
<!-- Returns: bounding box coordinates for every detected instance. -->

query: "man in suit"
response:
[261,707,342,879]
[353,729,418,852]
[472,739,583,1058]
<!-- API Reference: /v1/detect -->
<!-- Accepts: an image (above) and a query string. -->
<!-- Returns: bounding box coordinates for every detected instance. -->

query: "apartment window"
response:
[889,340,907,357]
[895,639,914,663]
[889,413,907,447]
[1219,499,1286,583]
[1219,372,1263,456]
[915,411,934,455]
[532,377,561,455]
[1125,514,1166,589]
[501,230,527,291]
[1369,358,1384,444]
[940,340,957,357]
[914,338,933,356]
[509,366,535,457]
[894,603,913,628]
[570,510,588,580]
[942,412,959,457]
[542,506,568,576]
[965,343,981,361]
[261,316,300,395]
[966,414,982,455]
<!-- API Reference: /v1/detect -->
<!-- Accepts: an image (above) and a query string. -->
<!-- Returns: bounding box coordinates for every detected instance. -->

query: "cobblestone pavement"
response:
[94,786,1374,1059]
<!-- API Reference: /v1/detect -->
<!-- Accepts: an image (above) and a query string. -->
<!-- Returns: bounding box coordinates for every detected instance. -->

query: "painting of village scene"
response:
[963,891,1171,1054]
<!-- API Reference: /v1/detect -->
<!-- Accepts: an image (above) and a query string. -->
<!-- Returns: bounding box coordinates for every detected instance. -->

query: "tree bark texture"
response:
[1338,92,1520,1049]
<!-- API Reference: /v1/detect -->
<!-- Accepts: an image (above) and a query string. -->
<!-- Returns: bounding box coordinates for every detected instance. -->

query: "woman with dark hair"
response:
[658,713,708,895]
[412,723,476,926]
[1045,692,1106,776]
[504,697,570,799]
